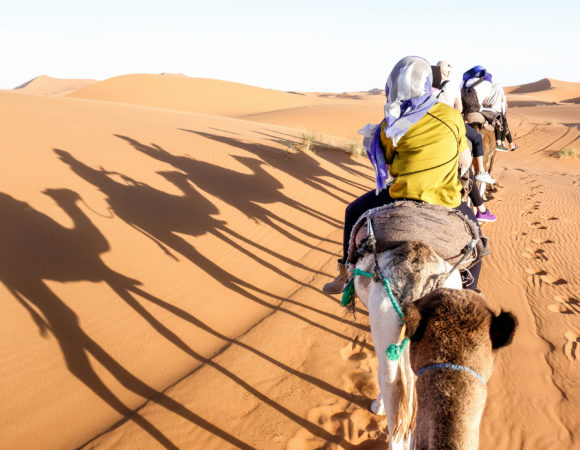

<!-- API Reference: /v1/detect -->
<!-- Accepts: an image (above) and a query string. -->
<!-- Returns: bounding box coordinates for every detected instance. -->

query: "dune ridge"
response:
[67,73,360,118]
[507,78,580,106]
[13,74,97,96]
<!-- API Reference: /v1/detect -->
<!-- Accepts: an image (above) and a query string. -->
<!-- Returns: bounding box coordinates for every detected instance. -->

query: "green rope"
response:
[341,279,356,306]
[340,269,373,306]
[386,337,410,361]
[345,268,409,361]
[381,276,404,322]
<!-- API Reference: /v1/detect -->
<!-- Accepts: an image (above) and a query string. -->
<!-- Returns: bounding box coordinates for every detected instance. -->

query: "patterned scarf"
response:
[367,56,437,193]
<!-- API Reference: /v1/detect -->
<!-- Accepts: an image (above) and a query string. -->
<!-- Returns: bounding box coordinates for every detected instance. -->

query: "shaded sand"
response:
[14,74,97,96]
[1,77,579,449]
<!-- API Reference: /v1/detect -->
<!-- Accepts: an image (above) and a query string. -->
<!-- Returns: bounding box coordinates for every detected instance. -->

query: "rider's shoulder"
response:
[430,102,463,124]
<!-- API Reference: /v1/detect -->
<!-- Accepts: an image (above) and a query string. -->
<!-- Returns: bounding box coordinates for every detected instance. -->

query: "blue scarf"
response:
[462,65,493,84]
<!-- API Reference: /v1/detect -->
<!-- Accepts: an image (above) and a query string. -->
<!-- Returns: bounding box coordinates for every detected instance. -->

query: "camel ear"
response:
[403,304,425,341]
[490,311,517,349]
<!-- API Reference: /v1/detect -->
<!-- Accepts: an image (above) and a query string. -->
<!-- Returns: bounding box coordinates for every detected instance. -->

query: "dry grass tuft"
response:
[552,147,579,159]
[300,130,318,153]
[285,131,366,159]
[345,140,365,158]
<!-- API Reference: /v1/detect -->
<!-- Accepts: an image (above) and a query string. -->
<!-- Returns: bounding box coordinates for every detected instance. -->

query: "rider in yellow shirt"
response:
[323,56,481,294]
[382,101,466,208]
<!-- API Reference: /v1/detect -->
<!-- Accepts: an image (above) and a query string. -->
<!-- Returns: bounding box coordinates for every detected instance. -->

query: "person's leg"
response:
[456,201,483,290]
[466,124,495,183]
[493,116,508,150]
[468,170,484,209]
[465,124,484,158]
[502,115,518,149]
[468,170,497,223]
[342,188,393,262]
[495,126,502,143]
[500,115,507,141]
[324,188,394,294]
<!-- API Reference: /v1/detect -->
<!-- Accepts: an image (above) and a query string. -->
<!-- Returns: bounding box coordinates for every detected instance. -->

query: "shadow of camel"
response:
[179,128,372,204]
[0,189,251,449]
[114,135,341,247]
[254,128,374,185]
[3,188,373,449]
[54,149,370,342]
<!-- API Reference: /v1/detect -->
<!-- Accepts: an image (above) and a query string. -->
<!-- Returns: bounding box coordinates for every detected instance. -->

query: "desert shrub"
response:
[552,147,579,159]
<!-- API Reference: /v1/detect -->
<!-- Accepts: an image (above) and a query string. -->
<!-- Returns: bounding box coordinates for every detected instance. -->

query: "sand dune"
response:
[14,74,97,96]
[240,101,384,140]
[506,78,580,106]
[1,77,579,449]
[68,73,359,118]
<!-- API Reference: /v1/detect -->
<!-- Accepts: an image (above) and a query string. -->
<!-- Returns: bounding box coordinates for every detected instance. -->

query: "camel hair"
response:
[404,288,516,450]
[353,241,516,450]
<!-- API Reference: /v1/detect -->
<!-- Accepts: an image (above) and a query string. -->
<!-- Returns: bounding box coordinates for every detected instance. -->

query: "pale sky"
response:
[2,0,579,91]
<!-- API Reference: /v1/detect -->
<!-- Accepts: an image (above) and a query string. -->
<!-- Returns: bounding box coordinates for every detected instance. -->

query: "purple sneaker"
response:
[476,209,497,222]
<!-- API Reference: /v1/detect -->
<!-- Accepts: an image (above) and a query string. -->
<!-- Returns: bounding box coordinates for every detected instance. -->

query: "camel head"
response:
[43,188,81,205]
[403,288,517,450]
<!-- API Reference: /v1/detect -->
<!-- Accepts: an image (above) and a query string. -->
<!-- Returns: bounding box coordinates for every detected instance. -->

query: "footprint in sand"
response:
[525,268,568,287]
[521,248,548,261]
[547,296,580,315]
[531,238,554,245]
[340,336,370,362]
[285,336,389,448]
[286,398,388,449]
[564,331,580,361]
[340,337,377,398]
[529,221,548,230]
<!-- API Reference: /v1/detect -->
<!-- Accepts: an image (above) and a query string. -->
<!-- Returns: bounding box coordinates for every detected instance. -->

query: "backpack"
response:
[461,78,485,113]
[431,65,442,88]
[436,80,450,99]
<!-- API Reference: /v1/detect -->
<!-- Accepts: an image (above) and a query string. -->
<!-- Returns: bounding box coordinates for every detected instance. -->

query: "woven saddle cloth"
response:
[346,201,489,271]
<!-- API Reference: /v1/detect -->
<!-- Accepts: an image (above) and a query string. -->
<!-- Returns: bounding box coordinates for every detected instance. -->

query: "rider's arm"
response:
[380,121,396,164]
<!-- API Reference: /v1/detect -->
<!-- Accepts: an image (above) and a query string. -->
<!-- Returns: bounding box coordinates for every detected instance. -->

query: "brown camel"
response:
[404,288,517,450]
[354,242,463,450]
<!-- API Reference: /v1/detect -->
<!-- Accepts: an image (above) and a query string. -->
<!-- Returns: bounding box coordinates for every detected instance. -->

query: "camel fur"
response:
[354,241,462,450]
[404,288,517,449]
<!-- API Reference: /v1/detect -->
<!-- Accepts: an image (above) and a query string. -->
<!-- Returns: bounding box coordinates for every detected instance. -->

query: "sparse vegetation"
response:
[345,140,365,158]
[285,130,319,154]
[285,130,366,159]
[300,130,318,153]
[552,146,579,159]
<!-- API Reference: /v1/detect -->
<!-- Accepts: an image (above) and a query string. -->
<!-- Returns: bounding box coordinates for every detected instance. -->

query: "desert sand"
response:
[0,74,578,449]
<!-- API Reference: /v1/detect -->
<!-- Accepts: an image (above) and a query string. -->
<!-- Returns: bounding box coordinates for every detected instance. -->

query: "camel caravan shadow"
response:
[114,134,341,245]
[1,183,372,448]
[0,189,252,449]
[179,128,373,205]
[54,147,368,338]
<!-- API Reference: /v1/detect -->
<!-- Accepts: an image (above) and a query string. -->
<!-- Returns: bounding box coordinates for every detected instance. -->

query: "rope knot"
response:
[386,338,409,361]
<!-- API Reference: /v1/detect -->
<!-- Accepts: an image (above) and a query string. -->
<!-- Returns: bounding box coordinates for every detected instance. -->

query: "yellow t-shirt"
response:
[380,102,466,208]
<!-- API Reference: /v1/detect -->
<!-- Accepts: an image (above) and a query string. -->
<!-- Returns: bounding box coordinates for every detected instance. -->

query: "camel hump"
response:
[347,201,488,270]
